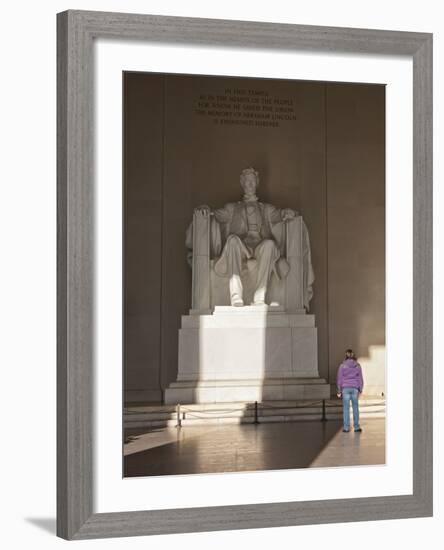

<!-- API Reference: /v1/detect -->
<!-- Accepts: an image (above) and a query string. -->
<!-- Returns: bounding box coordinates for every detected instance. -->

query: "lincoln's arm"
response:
[266,204,285,224]
[212,203,233,224]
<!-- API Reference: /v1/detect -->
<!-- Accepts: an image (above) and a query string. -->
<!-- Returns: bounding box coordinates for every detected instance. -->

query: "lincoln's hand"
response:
[281,208,297,221]
[195,205,212,217]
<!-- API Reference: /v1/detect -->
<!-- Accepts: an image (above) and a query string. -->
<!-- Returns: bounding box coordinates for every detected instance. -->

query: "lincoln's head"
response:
[240,167,259,196]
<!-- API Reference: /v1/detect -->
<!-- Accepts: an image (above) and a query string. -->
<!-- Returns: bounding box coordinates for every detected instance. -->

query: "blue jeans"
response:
[342,387,360,430]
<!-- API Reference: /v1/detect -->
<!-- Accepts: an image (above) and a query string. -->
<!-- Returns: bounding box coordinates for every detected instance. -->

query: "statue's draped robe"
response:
[186,201,315,310]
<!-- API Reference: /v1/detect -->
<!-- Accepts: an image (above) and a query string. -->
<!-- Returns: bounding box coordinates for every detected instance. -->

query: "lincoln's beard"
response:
[242,187,259,202]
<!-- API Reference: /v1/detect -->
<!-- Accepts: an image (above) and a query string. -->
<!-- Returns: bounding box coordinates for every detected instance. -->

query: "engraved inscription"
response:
[194,87,297,128]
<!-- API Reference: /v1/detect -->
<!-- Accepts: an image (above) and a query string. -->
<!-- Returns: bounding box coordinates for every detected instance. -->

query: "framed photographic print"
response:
[57,10,432,540]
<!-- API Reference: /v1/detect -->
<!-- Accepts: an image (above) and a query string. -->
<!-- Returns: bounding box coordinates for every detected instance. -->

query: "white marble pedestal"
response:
[164,306,330,404]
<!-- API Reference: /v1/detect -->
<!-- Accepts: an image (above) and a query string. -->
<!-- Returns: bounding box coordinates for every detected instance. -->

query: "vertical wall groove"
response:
[159,76,166,401]
[324,84,331,385]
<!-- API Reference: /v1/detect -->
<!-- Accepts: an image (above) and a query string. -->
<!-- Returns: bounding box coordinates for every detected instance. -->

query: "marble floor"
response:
[124,418,385,477]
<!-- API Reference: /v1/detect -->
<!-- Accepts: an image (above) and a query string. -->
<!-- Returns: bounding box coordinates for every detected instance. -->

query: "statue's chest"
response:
[233,203,265,231]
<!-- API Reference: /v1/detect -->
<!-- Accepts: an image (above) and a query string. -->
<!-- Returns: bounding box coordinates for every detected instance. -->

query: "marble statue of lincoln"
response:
[191,167,300,307]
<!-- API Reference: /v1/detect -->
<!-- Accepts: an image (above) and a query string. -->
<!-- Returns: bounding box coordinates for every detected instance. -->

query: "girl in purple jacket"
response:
[336,349,364,433]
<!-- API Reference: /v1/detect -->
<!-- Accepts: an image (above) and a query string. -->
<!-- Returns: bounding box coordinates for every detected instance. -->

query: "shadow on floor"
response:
[124,418,385,478]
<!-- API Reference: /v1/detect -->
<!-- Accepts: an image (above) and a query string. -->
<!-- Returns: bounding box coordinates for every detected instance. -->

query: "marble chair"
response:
[188,209,312,314]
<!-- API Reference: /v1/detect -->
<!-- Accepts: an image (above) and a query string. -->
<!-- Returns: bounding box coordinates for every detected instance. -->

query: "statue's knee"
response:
[226,234,242,248]
[260,239,275,251]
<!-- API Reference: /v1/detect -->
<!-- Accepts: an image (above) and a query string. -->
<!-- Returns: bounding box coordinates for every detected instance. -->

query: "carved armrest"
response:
[191,209,211,311]
[285,217,305,311]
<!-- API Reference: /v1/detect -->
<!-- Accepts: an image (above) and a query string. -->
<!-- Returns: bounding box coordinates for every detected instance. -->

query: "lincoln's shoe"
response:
[231,295,244,307]
[354,427,362,433]
[342,429,350,433]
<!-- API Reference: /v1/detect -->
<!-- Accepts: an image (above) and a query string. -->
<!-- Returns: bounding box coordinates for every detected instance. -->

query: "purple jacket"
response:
[336,358,364,392]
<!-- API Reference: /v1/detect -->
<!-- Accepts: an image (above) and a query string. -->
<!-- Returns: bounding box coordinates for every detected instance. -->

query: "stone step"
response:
[165,380,331,404]
[182,311,315,328]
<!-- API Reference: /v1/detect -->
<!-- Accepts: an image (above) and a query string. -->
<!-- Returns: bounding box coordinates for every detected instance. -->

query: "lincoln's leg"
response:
[224,235,248,306]
[229,275,243,306]
[253,239,279,305]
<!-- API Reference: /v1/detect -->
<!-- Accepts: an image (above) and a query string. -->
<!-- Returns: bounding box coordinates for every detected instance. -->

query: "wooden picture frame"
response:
[57,10,432,540]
